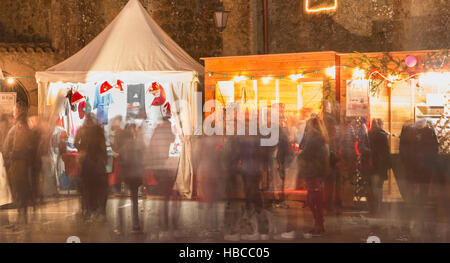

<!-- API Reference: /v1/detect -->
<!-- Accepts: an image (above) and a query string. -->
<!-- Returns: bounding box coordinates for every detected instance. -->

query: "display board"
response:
[0,92,16,116]
[346,80,369,117]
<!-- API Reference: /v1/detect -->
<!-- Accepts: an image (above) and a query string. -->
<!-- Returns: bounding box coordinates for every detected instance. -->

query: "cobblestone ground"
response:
[0,197,449,243]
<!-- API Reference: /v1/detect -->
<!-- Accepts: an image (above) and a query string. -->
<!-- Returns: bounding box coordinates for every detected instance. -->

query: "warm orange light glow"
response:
[305,0,337,13]
[262,77,272,84]
[289,74,304,81]
[325,67,336,78]
[7,77,14,85]
[233,76,247,82]
[352,68,365,79]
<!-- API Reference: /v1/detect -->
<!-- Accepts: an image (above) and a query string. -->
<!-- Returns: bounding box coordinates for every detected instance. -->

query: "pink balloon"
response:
[405,56,417,67]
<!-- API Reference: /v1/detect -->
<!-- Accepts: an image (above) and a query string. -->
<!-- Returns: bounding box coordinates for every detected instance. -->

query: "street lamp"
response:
[214,1,230,32]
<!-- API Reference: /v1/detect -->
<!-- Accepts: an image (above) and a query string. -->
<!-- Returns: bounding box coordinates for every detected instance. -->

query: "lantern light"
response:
[7,77,14,85]
[214,1,230,32]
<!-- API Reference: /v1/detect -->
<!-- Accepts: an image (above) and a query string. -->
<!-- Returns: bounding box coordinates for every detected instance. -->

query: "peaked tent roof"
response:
[36,0,203,83]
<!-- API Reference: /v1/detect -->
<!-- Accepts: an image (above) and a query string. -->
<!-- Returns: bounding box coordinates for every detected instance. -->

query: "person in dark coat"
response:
[116,123,145,231]
[74,113,108,219]
[367,118,391,215]
[415,120,439,189]
[298,117,330,236]
[399,121,418,201]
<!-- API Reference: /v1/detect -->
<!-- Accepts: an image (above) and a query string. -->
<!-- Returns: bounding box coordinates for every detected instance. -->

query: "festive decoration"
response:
[70,91,85,104]
[100,81,113,95]
[433,91,450,154]
[78,98,92,119]
[162,102,171,117]
[405,55,417,67]
[347,50,449,95]
[115,80,124,92]
[422,49,450,72]
[150,82,167,106]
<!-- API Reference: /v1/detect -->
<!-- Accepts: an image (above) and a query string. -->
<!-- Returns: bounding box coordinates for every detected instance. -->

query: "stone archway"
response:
[0,71,30,110]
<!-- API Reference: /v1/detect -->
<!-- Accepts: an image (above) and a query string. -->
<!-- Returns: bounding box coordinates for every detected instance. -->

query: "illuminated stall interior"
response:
[202,52,339,201]
[203,49,449,205]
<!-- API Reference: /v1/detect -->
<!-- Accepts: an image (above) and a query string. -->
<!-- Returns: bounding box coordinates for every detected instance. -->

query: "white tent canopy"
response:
[36,0,203,199]
[36,0,203,83]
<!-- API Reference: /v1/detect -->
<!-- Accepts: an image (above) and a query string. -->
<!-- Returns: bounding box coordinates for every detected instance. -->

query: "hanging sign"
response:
[346,80,369,117]
[0,92,16,116]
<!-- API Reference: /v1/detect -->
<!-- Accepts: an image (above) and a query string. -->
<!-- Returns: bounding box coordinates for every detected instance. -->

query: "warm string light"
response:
[305,0,337,13]
[197,67,341,81]
[368,70,421,90]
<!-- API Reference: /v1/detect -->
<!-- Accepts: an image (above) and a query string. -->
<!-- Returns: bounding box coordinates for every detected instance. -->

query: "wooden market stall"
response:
[201,49,449,206]
[201,51,342,203]
[338,50,450,202]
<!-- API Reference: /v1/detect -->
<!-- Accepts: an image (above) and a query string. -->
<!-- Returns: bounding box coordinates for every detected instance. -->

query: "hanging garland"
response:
[322,76,335,103]
[422,49,449,72]
[347,50,450,96]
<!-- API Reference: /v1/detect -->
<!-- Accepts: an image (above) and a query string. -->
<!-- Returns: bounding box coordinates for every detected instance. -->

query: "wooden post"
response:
[388,83,392,194]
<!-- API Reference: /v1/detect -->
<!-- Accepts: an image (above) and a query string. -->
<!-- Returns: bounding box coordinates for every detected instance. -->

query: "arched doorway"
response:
[0,71,30,110]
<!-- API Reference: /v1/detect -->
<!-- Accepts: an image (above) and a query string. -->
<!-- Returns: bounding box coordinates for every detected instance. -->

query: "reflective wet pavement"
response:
[0,197,449,243]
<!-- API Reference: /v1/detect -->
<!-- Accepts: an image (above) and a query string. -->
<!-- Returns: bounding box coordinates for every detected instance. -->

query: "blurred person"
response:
[28,115,45,208]
[3,102,32,224]
[273,122,290,209]
[338,118,358,184]
[323,104,343,215]
[356,118,371,210]
[74,113,108,220]
[367,118,390,216]
[147,117,178,240]
[409,119,439,238]
[297,117,330,236]
[107,115,124,194]
[0,114,11,153]
[115,122,145,232]
[223,133,244,241]
[236,112,268,241]
[196,135,225,239]
[399,121,418,202]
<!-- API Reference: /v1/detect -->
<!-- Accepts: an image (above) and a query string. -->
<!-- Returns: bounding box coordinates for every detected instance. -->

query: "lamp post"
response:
[214,1,230,32]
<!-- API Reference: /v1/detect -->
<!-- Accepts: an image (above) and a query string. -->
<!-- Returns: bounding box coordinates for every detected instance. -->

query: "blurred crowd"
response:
[0,101,449,242]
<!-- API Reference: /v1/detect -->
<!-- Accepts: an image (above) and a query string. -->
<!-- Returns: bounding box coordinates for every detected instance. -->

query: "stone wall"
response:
[267,0,449,54]
[0,0,448,59]
[0,0,222,61]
